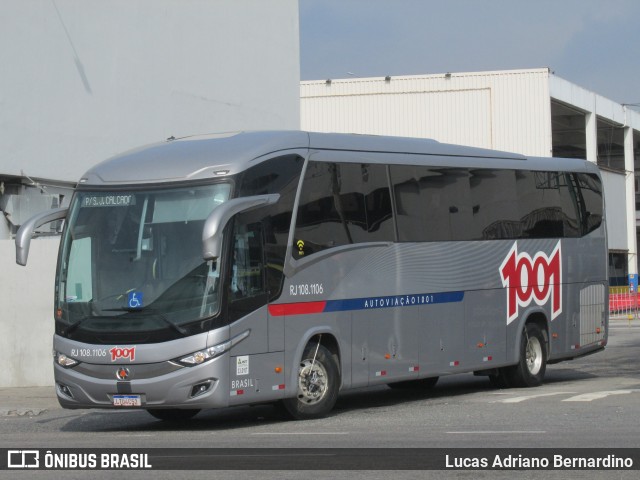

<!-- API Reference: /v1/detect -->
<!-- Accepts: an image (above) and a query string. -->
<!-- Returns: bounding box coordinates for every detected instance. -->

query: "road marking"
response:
[494,392,575,403]
[251,432,350,435]
[447,431,545,435]
[562,390,640,402]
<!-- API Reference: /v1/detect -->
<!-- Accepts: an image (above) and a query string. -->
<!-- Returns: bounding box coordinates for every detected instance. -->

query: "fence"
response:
[609,286,640,320]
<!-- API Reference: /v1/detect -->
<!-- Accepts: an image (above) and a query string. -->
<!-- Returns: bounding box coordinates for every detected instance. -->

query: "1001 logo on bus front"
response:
[499,241,562,325]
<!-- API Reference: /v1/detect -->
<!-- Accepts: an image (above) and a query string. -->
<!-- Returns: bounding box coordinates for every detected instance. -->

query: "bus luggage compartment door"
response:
[228,352,285,405]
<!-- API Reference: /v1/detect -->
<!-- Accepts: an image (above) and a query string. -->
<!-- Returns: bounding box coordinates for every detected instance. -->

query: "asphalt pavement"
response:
[0,386,58,417]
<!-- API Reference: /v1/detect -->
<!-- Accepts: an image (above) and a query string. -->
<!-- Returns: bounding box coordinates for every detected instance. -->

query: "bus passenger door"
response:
[227,219,290,403]
[227,220,269,355]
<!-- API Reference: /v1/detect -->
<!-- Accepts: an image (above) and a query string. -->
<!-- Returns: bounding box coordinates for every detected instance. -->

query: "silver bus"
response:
[16,131,608,420]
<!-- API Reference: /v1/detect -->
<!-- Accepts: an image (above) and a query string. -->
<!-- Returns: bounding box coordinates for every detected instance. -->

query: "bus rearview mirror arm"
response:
[202,194,279,260]
[15,207,69,266]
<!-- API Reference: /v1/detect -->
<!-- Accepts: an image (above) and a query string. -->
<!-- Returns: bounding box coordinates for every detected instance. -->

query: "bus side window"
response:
[390,165,472,242]
[574,172,603,235]
[294,161,394,258]
[231,221,265,298]
[238,154,304,300]
[228,218,268,321]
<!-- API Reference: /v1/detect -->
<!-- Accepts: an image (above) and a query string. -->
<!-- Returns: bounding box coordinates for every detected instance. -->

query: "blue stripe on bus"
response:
[322,291,464,312]
[268,291,465,317]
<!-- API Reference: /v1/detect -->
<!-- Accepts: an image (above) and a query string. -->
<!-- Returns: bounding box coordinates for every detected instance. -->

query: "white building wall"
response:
[0,240,58,387]
[0,0,300,182]
[301,68,552,157]
[601,171,629,251]
[1,0,300,387]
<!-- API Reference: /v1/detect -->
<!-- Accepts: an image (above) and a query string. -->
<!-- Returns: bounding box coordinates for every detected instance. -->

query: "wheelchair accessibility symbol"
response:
[127,291,143,309]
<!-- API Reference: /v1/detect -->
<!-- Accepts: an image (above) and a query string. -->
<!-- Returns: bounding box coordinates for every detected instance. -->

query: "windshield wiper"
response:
[62,315,113,337]
[102,307,189,337]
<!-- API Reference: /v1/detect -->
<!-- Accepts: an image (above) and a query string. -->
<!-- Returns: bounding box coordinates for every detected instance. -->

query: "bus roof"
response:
[79,131,598,186]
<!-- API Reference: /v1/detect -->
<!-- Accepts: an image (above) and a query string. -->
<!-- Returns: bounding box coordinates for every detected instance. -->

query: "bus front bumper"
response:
[53,355,230,410]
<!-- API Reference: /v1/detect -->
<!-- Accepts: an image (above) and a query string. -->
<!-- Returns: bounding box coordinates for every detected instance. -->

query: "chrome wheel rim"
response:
[296,359,328,405]
[526,335,543,375]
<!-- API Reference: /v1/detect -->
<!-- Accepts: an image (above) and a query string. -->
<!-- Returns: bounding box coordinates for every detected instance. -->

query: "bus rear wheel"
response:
[146,409,200,421]
[282,342,340,420]
[507,323,547,388]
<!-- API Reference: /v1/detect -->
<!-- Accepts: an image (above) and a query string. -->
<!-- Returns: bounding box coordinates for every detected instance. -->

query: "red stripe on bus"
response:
[268,301,327,316]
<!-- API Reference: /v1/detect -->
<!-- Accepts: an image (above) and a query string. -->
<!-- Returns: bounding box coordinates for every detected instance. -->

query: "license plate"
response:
[112,394,142,407]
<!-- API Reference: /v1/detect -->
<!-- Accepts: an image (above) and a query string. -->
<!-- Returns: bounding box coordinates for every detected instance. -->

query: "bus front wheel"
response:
[282,342,340,420]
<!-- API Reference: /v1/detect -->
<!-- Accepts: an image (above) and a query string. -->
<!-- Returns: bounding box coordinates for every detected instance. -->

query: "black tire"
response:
[146,409,200,421]
[507,323,547,388]
[282,343,340,420]
[388,376,439,390]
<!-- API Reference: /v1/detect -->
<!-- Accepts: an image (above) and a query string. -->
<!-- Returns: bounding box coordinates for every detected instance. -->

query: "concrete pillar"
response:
[585,111,598,164]
[624,125,637,275]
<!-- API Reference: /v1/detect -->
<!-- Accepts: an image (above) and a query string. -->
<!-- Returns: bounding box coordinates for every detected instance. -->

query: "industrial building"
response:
[301,68,640,285]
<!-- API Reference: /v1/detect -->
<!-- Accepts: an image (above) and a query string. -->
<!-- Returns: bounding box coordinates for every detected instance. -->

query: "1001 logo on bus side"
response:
[499,241,562,324]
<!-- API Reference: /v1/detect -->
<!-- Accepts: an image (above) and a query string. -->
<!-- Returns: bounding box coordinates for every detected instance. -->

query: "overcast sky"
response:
[299,0,640,107]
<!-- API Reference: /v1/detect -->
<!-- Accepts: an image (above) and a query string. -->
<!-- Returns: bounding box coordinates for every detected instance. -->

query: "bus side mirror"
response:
[202,194,279,260]
[15,207,69,266]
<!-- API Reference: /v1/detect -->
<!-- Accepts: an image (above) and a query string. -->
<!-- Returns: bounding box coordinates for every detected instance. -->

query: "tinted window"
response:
[467,169,584,240]
[347,163,394,243]
[469,169,520,240]
[294,161,600,253]
[228,219,268,322]
[390,165,472,242]
[574,173,603,234]
[238,155,303,300]
[294,162,393,259]
[516,171,580,238]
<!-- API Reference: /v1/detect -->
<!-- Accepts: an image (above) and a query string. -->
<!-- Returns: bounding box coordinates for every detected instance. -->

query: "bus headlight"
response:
[178,342,230,366]
[177,329,251,367]
[55,352,79,368]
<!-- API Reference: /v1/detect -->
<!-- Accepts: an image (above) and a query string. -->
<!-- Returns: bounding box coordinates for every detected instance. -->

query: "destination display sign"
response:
[82,195,135,208]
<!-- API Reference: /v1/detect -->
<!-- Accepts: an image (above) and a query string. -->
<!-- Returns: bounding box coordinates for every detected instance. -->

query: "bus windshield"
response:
[56,183,231,342]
